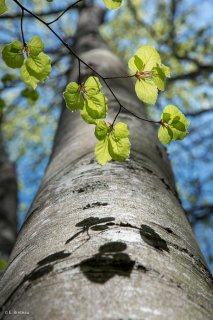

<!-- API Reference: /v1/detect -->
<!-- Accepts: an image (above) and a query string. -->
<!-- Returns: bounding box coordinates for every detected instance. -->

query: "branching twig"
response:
[12,0,159,126]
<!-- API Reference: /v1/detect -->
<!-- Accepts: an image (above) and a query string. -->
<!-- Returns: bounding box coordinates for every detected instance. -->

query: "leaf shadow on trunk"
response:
[140,224,169,252]
[65,216,115,244]
[79,241,135,284]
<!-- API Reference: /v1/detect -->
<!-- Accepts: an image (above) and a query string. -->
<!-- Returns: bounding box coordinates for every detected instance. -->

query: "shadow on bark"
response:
[140,224,169,252]
[65,216,115,244]
[80,241,135,284]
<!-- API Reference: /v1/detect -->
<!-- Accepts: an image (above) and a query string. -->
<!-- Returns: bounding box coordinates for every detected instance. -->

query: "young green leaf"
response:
[20,53,51,89]
[21,88,39,105]
[95,120,111,140]
[128,46,170,104]
[1,73,17,86]
[25,52,51,76]
[95,138,112,165]
[158,105,190,144]
[103,0,123,10]
[108,135,130,162]
[135,78,158,105]
[113,122,130,139]
[84,76,102,96]
[161,64,171,77]
[63,82,84,111]
[20,64,40,90]
[94,121,131,165]
[80,106,98,125]
[129,46,161,73]
[85,93,108,119]
[158,126,173,144]
[28,36,44,57]
[152,65,166,91]
[2,40,24,68]
[0,0,8,16]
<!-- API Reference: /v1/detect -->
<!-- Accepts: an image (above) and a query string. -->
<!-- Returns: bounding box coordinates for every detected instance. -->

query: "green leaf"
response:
[85,76,102,96]
[113,122,130,139]
[162,112,171,122]
[152,65,166,91]
[0,0,7,16]
[25,52,51,79]
[1,73,17,86]
[128,46,161,73]
[135,78,158,105]
[95,120,111,140]
[158,125,173,144]
[80,106,97,124]
[21,88,39,104]
[20,64,40,89]
[161,64,171,77]
[63,82,84,112]
[103,0,122,10]
[28,36,44,57]
[158,105,190,144]
[134,55,144,71]
[172,121,186,132]
[108,135,130,161]
[20,52,51,89]
[2,40,24,68]
[95,138,112,165]
[86,93,108,119]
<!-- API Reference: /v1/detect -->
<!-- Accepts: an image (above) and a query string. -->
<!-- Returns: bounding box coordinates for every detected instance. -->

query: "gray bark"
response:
[0,5,212,320]
[0,119,17,272]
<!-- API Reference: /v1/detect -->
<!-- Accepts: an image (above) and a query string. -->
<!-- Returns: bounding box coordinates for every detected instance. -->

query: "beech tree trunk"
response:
[0,5,212,320]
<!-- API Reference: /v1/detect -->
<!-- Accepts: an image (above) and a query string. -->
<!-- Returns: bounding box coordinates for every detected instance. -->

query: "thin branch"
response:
[12,0,160,126]
[20,8,26,45]
[103,74,135,80]
[78,59,81,84]
[47,0,84,25]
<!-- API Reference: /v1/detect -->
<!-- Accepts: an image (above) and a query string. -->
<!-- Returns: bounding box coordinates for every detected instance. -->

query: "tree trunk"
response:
[0,5,212,320]
[0,119,17,275]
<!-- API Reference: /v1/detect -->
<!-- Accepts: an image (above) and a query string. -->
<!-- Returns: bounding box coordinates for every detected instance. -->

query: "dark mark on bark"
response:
[83,202,108,210]
[156,145,163,158]
[74,182,108,194]
[142,167,153,174]
[37,251,71,266]
[136,264,147,272]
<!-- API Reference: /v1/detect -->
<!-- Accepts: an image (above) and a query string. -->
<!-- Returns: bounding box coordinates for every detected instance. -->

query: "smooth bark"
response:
[0,5,212,320]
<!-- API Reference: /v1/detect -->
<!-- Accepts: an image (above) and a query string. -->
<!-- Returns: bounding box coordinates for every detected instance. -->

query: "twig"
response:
[47,0,84,25]
[12,0,160,126]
